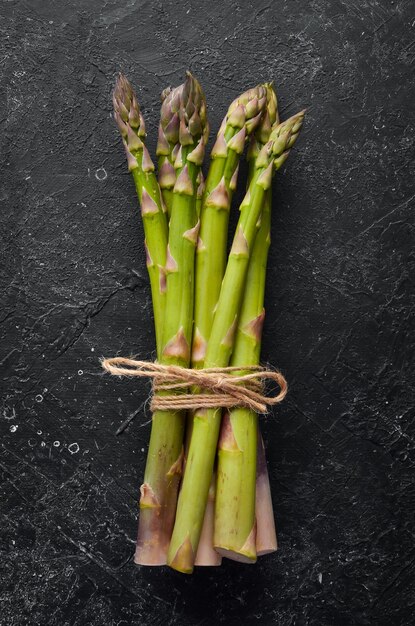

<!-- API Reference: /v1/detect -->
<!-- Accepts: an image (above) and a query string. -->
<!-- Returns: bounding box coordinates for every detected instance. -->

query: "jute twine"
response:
[101,357,287,414]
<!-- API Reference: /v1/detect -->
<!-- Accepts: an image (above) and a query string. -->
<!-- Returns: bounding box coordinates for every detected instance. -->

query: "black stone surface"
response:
[1,1,414,624]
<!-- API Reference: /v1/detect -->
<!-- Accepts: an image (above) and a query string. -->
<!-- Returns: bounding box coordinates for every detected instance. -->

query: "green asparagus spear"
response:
[214,86,279,561]
[135,72,209,565]
[167,111,305,573]
[192,85,268,368]
[113,75,168,361]
[192,84,269,566]
[214,189,271,561]
[193,84,272,565]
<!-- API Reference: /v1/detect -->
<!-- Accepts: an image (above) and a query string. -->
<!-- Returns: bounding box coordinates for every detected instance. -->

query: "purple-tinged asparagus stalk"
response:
[244,85,281,558]
[255,432,278,555]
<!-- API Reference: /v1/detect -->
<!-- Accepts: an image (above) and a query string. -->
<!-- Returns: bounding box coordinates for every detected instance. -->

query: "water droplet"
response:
[53,441,60,447]
[40,442,46,447]
[78,370,83,376]
[68,442,79,454]
[28,439,36,447]
[10,425,18,433]
[91,347,95,352]
[35,394,43,403]
[37,430,42,435]
[95,167,107,181]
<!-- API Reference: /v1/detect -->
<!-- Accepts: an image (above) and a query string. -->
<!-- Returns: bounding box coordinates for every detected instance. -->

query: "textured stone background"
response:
[1,0,414,624]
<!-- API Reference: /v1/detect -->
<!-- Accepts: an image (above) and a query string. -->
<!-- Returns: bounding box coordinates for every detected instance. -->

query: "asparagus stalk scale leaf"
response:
[135,72,209,565]
[167,110,305,573]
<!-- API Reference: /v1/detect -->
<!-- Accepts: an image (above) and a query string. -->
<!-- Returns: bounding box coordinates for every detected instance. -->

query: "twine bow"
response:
[101,357,287,413]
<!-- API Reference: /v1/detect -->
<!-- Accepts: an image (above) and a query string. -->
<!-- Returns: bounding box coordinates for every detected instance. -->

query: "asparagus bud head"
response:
[225,84,268,134]
[157,83,184,154]
[113,74,146,152]
[179,72,210,146]
[269,110,305,170]
[247,83,279,160]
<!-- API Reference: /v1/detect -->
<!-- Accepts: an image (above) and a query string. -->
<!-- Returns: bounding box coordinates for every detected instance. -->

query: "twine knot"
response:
[101,357,287,414]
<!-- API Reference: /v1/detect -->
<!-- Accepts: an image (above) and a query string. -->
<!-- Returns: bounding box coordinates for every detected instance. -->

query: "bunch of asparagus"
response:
[112,72,304,573]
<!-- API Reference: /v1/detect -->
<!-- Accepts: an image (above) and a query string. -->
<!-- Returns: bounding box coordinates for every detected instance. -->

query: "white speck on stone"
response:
[10,425,18,433]
[91,347,95,352]
[35,394,43,403]
[95,167,107,181]
[318,572,323,584]
[141,447,145,452]
[3,406,16,420]
[78,370,83,376]
[53,441,60,447]
[68,442,79,455]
